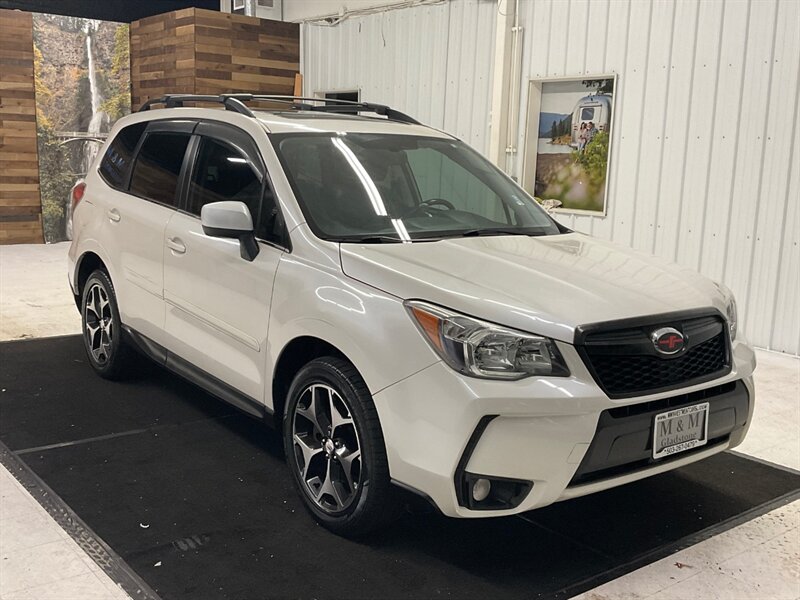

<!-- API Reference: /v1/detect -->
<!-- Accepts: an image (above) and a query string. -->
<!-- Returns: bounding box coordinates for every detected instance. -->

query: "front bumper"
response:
[373,339,756,518]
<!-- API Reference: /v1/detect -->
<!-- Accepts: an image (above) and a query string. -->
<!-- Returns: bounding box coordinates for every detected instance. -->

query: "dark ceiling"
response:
[0,0,220,22]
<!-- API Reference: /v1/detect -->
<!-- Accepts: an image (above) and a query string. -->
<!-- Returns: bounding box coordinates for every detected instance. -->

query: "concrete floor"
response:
[0,243,80,342]
[1,243,798,599]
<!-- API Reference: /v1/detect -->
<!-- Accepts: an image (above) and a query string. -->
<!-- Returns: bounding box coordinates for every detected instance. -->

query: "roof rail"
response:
[138,94,255,116]
[137,94,420,125]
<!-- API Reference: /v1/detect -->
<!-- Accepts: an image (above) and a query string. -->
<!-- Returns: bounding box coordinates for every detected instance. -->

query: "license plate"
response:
[652,402,709,459]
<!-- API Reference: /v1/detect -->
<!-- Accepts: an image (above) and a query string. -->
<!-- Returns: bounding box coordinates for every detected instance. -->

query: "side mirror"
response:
[200,201,260,261]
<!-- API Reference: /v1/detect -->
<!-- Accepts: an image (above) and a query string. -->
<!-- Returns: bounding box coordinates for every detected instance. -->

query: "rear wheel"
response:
[283,357,400,537]
[81,270,135,380]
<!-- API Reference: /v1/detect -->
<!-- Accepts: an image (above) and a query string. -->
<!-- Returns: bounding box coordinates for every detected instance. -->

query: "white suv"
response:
[68,94,755,536]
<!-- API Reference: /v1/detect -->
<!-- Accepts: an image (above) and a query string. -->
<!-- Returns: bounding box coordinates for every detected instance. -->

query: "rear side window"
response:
[98,122,146,190]
[129,132,191,206]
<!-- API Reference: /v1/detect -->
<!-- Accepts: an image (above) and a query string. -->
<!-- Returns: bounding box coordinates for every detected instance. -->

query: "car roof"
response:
[121,105,452,140]
[253,109,452,138]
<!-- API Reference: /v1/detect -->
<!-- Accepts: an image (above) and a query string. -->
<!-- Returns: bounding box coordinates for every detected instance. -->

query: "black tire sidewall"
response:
[283,359,385,530]
[81,270,125,377]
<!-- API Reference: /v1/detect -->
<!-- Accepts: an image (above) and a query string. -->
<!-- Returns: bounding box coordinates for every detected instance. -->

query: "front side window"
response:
[129,132,191,206]
[186,136,282,243]
[272,133,561,242]
[99,122,146,189]
[187,137,262,219]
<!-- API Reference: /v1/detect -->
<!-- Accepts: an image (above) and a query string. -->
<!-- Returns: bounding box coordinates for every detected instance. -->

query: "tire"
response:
[80,269,135,380]
[283,357,401,537]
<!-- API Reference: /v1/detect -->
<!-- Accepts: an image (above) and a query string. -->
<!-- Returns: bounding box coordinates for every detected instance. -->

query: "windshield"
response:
[271,133,563,242]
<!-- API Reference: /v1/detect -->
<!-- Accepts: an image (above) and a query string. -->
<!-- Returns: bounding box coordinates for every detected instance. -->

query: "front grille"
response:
[578,312,731,398]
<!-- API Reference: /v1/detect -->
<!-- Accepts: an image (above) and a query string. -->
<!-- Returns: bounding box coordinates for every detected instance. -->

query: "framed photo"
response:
[521,75,617,215]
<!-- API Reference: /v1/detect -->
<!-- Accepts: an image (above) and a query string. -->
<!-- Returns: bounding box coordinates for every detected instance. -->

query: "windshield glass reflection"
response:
[272,133,563,243]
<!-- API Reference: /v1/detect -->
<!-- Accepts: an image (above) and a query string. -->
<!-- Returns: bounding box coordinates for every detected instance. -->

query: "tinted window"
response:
[187,137,262,218]
[187,137,282,243]
[99,122,146,189]
[129,132,191,206]
[581,107,596,120]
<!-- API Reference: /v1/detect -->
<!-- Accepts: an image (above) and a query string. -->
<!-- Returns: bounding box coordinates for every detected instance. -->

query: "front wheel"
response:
[81,270,135,380]
[283,357,400,537]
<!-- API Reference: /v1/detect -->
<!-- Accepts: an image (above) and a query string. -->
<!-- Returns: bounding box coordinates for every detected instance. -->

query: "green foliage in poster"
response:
[101,24,131,120]
[33,43,71,240]
[574,130,609,196]
[37,127,75,242]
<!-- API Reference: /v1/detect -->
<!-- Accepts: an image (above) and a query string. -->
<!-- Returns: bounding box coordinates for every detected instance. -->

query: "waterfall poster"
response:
[32,14,131,242]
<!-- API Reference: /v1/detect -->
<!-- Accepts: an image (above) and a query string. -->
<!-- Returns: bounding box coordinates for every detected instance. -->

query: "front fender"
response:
[266,254,439,408]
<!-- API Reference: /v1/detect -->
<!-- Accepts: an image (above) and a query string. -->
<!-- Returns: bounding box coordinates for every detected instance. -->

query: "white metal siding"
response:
[301,0,497,153]
[301,0,799,354]
[515,0,799,354]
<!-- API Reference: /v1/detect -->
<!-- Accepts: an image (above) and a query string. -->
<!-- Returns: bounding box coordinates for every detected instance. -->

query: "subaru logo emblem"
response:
[651,327,685,355]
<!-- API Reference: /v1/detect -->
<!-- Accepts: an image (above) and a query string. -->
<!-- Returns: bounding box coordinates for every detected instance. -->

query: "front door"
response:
[162,124,284,402]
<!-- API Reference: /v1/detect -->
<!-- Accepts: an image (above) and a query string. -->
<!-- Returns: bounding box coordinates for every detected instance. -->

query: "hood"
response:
[340,233,726,343]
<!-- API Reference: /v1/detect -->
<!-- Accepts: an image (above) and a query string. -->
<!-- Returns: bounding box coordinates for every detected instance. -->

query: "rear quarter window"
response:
[98,122,147,190]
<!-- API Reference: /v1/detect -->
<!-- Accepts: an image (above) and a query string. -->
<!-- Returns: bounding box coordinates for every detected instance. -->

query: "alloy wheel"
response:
[291,383,362,513]
[84,283,113,365]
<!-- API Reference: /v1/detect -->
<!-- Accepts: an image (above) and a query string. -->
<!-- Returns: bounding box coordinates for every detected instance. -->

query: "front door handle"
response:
[107,208,121,223]
[166,237,186,254]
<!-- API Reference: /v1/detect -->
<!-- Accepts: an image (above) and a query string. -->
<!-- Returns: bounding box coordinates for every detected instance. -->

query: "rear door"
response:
[162,121,285,402]
[101,120,194,343]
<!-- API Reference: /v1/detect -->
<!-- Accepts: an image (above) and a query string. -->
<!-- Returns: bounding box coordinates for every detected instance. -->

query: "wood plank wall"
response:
[131,8,299,111]
[0,9,43,244]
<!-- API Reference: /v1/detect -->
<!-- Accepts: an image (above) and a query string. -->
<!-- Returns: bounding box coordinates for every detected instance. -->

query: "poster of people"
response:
[32,14,131,242]
[528,76,615,214]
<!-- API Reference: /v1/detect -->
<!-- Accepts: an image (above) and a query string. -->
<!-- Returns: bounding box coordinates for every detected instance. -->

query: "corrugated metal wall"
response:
[301,0,800,355]
[301,0,497,153]
[513,0,799,354]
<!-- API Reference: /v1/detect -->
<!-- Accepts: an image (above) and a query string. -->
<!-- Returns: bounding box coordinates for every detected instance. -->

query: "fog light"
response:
[472,478,491,502]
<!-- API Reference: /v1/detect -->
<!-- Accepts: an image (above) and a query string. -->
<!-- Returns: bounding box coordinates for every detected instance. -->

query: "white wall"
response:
[285,0,406,21]
[512,0,799,355]
[301,0,800,355]
[302,0,497,153]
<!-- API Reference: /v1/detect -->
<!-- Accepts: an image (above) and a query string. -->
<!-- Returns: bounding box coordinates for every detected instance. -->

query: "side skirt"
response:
[123,326,275,427]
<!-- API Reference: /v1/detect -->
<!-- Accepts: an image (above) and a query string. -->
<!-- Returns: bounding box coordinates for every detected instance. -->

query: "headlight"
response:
[726,295,738,340]
[716,283,738,340]
[405,301,569,380]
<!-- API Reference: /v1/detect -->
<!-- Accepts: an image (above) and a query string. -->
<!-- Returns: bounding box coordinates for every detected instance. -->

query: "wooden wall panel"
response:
[0,9,43,244]
[131,8,299,111]
[130,8,196,110]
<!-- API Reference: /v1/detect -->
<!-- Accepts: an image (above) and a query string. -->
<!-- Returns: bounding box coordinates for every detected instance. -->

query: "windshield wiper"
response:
[338,234,446,244]
[338,235,406,243]
[457,228,541,237]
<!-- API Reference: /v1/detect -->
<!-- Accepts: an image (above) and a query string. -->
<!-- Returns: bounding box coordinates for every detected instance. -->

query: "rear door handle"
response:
[107,208,121,223]
[166,237,186,254]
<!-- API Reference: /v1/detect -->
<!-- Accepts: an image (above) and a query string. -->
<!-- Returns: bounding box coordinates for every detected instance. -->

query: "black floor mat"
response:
[1,336,798,600]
